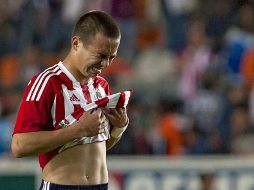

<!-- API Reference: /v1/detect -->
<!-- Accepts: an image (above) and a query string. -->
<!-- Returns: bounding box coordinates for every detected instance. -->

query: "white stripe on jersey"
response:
[72,83,89,107]
[97,84,107,97]
[87,78,97,101]
[66,114,76,126]
[62,84,75,119]
[36,70,62,101]
[26,65,57,101]
[124,91,131,107]
[31,67,60,101]
[51,95,57,126]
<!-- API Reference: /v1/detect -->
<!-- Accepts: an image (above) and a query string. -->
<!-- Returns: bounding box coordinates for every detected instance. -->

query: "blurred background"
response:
[1,0,254,190]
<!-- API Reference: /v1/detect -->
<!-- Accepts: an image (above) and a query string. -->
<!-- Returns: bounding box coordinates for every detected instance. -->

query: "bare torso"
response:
[42,141,108,185]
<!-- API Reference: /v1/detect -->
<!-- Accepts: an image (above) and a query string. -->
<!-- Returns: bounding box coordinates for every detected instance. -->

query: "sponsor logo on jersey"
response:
[70,94,80,102]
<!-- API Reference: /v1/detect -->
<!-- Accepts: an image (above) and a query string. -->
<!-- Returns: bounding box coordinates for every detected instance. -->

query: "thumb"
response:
[95,109,102,117]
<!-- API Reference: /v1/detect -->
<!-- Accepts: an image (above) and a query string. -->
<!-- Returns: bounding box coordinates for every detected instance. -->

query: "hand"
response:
[75,109,107,137]
[103,108,128,128]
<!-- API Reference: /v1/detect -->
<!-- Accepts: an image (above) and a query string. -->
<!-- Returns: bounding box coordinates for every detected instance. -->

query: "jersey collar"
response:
[58,61,79,83]
[57,61,93,86]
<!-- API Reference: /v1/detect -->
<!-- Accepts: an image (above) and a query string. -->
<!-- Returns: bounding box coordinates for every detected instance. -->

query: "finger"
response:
[117,108,127,116]
[104,111,115,121]
[100,114,107,123]
[116,109,127,120]
[102,108,110,114]
[96,109,102,116]
[89,108,97,114]
[109,108,121,117]
[99,126,105,133]
[100,110,107,118]
[122,107,127,114]
[90,109,102,117]
[115,108,123,114]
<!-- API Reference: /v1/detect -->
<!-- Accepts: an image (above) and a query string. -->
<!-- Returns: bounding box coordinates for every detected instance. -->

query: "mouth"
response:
[90,66,102,75]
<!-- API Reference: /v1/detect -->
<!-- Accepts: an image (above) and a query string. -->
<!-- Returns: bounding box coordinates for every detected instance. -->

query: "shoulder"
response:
[24,65,63,102]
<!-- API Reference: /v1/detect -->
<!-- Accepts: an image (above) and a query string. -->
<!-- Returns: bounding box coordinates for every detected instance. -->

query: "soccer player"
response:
[11,11,129,190]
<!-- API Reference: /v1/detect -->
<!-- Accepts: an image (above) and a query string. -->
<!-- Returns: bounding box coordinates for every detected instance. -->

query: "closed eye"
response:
[99,54,116,60]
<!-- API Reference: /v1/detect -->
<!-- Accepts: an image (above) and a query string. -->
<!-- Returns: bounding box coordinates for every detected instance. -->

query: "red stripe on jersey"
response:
[96,96,109,107]
[93,76,110,95]
[116,92,126,108]
[71,107,85,120]
[58,72,75,90]
[73,104,82,118]
[82,84,92,103]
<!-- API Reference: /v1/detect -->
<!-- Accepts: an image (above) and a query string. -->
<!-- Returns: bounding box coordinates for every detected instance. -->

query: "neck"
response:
[62,52,89,84]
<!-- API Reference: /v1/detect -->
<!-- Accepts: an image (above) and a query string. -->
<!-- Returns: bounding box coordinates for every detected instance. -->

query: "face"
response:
[73,33,120,82]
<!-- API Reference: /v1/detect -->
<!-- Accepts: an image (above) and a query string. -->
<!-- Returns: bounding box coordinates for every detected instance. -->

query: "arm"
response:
[12,123,80,157]
[106,136,122,150]
[12,109,105,157]
[104,108,129,150]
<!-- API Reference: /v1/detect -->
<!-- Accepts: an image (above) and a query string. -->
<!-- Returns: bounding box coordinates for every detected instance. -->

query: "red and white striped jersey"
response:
[13,62,112,169]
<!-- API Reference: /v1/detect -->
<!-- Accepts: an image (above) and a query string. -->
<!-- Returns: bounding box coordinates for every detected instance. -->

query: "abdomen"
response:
[42,141,108,185]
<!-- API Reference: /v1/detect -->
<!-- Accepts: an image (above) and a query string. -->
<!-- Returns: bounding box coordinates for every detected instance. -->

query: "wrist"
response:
[69,121,85,138]
[110,119,129,138]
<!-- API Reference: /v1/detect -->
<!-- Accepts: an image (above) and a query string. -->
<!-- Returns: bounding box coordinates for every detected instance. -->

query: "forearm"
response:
[106,121,128,150]
[11,123,80,157]
[106,136,121,150]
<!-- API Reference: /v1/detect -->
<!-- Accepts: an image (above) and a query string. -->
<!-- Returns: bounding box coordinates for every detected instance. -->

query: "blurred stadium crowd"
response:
[0,0,254,158]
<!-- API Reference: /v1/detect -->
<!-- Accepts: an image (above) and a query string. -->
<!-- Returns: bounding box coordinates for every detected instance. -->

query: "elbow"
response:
[11,141,23,158]
[11,136,26,158]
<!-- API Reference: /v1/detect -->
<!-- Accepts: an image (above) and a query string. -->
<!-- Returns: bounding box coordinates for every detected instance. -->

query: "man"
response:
[11,11,129,190]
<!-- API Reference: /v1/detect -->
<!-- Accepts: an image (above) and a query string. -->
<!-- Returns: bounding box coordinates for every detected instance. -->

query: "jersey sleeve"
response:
[13,77,55,134]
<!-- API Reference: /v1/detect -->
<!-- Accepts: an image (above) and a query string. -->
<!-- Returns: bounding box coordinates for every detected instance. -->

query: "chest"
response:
[51,82,107,126]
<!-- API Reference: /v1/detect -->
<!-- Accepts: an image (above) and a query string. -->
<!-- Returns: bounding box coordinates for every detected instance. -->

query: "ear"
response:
[71,36,80,51]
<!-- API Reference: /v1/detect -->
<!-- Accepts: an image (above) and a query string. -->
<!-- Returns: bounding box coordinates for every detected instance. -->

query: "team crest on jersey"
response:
[95,90,103,99]
[59,119,70,128]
